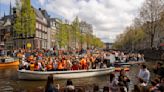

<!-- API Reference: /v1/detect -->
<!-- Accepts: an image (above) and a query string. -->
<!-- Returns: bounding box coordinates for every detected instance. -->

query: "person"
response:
[137,64,150,85]
[64,79,75,92]
[149,78,160,92]
[138,78,147,87]
[71,61,79,70]
[109,53,116,66]
[80,56,88,69]
[118,82,127,92]
[57,60,64,71]
[93,85,99,92]
[45,75,59,92]
[118,69,130,91]
[53,60,58,71]
[103,86,109,92]
[131,85,144,92]
[109,73,119,91]
[153,62,164,79]
[158,77,164,92]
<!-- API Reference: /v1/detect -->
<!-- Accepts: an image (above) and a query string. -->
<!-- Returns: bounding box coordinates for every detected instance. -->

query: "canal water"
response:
[0,65,140,92]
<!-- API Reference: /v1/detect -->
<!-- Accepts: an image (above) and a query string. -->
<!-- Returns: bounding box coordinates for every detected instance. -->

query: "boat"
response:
[18,67,115,80]
[0,57,19,67]
[114,61,145,67]
[115,67,130,72]
[114,62,131,67]
[0,60,19,67]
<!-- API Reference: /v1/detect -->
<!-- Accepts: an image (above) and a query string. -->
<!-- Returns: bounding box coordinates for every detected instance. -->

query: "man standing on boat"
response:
[137,64,150,85]
[109,52,116,67]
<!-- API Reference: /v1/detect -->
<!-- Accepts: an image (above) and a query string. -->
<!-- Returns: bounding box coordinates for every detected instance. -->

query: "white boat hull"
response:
[18,67,115,80]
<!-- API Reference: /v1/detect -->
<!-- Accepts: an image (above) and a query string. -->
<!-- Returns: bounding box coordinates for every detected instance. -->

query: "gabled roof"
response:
[33,8,44,19]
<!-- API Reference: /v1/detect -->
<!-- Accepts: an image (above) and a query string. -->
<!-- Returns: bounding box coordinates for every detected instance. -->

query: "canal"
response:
[0,63,146,92]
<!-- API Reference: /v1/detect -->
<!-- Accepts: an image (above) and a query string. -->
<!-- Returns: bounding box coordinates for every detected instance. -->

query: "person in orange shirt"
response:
[34,62,39,71]
[80,57,88,69]
[62,58,67,70]
[47,63,53,71]
[30,63,34,71]
[46,58,53,71]
[58,60,64,71]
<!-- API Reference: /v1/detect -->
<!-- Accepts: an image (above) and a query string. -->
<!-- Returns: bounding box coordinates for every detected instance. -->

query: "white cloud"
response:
[1,0,145,43]
[38,0,45,5]
[0,0,15,5]
[38,0,145,43]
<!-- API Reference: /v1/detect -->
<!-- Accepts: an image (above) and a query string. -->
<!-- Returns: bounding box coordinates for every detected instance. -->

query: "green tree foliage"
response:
[92,36,104,48]
[56,17,104,49]
[139,0,164,48]
[56,23,69,48]
[13,0,36,36]
[113,26,146,50]
[113,0,164,50]
[72,16,81,48]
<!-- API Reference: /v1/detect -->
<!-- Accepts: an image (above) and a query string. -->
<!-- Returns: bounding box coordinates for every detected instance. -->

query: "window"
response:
[42,40,44,48]
[42,33,44,39]
[45,34,47,39]
[36,30,38,37]
[39,24,42,30]
[39,31,41,38]
[44,27,47,32]
[42,25,44,32]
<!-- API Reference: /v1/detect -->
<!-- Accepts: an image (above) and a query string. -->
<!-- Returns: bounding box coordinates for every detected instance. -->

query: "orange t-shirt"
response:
[58,62,64,69]
[47,64,53,70]
[80,58,87,65]
[30,64,34,71]
[62,60,67,68]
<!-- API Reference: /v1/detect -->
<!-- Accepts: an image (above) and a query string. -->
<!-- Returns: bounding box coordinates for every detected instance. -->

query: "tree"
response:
[72,16,80,49]
[80,33,86,49]
[13,0,36,48]
[139,0,164,48]
[112,26,146,50]
[91,36,104,48]
[56,22,69,49]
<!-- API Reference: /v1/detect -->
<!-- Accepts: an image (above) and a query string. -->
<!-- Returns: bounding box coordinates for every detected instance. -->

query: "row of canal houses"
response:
[0,3,93,50]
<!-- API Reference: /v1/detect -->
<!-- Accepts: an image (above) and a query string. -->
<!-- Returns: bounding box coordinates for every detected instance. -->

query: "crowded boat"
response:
[3,48,163,92]
[13,48,145,72]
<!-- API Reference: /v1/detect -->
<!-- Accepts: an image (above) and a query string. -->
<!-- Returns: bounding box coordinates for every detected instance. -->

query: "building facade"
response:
[48,18,60,49]
[0,15,13,50]
[13,8,49,49]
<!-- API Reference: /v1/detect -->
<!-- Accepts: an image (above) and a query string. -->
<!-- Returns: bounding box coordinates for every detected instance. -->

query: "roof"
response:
[0,20,4,25]
[33,8,45,19]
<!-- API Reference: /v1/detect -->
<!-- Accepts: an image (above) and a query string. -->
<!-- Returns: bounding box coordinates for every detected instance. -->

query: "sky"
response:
[0,0,145,43]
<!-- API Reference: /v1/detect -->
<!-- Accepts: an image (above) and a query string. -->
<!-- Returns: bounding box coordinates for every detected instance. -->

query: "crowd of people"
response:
[2,48,163,92]
[16,48,107,71]
[14,48,145,72]
[44,62,164,92]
